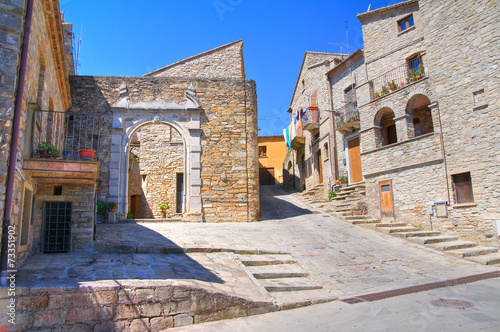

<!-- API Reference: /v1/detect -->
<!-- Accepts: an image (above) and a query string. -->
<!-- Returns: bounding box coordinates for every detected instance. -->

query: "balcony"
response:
[290,119,305,149]
[335,104,360,134]
[303,108,320,131]
[370,55,426,100]
[23,110,101,184]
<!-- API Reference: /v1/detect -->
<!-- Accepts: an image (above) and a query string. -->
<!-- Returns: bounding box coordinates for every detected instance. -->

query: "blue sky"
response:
[60,0,399,137]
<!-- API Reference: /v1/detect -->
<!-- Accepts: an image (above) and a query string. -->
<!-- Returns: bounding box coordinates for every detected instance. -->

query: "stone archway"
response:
[108,86,203,222]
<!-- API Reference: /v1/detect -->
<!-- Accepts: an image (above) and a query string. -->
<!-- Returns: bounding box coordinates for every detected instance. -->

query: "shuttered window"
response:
[452,172,474,204]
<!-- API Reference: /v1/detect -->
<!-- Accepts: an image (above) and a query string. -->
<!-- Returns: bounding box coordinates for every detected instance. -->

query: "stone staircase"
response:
[300,182,500,266]
[238,253,336,309]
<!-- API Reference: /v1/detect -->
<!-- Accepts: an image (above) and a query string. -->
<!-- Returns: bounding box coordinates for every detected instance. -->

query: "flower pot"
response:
[109,208,117,213]
[39,149,55,158]
[339,179,346,184]
[79,149,96,160]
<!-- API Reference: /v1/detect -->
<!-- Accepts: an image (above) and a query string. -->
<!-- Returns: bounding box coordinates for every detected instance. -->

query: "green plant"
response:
[388,80,398,91]
[36,142,60,156]
[374,92,381,98]
[97,200,107,214]
[158,202,170,210]
[127,212,135,219]
[336,117,345,127]
[328,190,340,201]
[380,85,389,96]
[339,175,348,181]
[349,113,359,121]
[108,202,117,209]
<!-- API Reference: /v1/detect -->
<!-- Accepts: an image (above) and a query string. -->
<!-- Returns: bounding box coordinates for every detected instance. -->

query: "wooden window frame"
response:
[398,15,414,33]
[258,145,267,157]
[452,172,474,204]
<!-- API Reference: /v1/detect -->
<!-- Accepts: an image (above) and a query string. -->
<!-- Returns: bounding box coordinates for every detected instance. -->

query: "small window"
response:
[398,15,414,32]
[452,172,474,204]
[259,146,267,157]
[324,143,329,159]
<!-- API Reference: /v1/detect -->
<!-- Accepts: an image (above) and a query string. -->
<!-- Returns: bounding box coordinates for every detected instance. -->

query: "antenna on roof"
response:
[345,20,349,55]
[73,25,84,75]
[367,4,371,12]
[326,42,342,55]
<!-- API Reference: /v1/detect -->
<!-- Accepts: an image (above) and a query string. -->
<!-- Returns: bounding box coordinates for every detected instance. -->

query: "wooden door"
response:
[259,168,276,186]
[317,150,323,184]
[379,181,394,218]
[348,137,363,183]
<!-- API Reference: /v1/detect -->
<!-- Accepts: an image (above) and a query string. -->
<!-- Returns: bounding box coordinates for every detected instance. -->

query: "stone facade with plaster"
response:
[355,0,500,243]
[283,52,345,193]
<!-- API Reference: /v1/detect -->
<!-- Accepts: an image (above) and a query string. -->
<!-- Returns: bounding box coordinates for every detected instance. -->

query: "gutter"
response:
[1,0,34,286]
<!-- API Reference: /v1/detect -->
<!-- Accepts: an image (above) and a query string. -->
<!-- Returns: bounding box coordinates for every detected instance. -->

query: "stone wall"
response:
[69,76,259,223]
[356,0,500,243]
[145,40,245,79]
[9,283,276,331]
[139,125,184,219]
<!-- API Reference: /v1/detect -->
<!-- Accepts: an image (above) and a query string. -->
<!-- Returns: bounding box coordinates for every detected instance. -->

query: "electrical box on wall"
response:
[433,201,448,218]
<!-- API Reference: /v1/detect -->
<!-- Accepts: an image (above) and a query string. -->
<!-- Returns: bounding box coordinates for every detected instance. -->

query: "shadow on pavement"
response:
[260,185,314,221]
[17,222,224,288]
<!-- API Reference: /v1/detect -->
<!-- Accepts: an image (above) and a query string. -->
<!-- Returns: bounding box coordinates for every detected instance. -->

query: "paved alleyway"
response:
[20,186,499,297]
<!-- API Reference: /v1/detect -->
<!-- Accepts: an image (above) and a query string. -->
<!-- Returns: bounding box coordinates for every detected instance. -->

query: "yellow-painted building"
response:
[258,136,287,185]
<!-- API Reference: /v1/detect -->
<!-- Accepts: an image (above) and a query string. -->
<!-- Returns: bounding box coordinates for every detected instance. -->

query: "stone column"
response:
[187,128,202,222]
[394,114,411,142]
[109,113,125,219]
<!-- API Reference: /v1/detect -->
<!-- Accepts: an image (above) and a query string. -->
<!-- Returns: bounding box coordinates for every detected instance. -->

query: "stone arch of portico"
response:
[108,89,203,221]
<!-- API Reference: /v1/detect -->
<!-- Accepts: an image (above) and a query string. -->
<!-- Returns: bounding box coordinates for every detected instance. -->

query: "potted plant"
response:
[158,202,170,212]
[380,85,389,96]
[388,80,398,91]
[79,148,96,160]
[338,175,348,184]
[108,202,117,213]
[336,117,345,128]
[36,142,60,158]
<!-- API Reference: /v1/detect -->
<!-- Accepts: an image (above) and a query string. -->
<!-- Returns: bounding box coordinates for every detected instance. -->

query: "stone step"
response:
[271,289,337,310]
[350,218,380,225]
[239,254,297,267]
[375,223,408,228]
[447,246,498,258]
[246,264,309,279]
[465,253,500,265]
[260,278,323,292]
[408,235,459,245]
[377,226,419,234]
[428,240,478,251]
[131,218,183,223]
[392,231,441,238]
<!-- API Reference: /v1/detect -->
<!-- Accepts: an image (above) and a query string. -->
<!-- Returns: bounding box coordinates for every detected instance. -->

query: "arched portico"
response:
[107,86,203,222]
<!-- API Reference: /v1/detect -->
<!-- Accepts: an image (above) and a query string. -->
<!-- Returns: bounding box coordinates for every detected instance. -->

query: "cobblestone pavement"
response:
[19,186,499,301]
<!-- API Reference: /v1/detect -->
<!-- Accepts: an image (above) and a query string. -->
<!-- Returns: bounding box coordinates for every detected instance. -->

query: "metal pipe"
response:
[1,0,35,285]
[326,73,339,181]
[434,101,451,205]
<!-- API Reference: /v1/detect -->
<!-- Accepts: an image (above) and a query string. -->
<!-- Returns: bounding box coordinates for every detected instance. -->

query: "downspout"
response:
[434,101,451,205]
[327,73,338,184]
[1,0,34,285]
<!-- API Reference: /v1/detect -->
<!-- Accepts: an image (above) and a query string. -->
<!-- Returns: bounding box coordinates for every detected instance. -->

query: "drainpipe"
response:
[433,101,451,205]
[326,73,339,186]
[1,0,34,286]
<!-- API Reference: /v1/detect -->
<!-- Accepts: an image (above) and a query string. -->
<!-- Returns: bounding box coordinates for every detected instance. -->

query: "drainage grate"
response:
[43,201,72,253]
[340,271,500,304]
[430,298,474,309]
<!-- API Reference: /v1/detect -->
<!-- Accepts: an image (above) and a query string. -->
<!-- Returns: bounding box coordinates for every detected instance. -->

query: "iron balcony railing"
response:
[302,108,320,128]
[31,110,101,161]
[371,55,426,100]
[334,103,359,129]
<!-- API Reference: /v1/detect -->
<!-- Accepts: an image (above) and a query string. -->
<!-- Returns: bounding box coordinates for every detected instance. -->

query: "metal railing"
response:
[334,104,359,128]
[31,110,101,161]
[302,108,320,128]
[371,55,425,100]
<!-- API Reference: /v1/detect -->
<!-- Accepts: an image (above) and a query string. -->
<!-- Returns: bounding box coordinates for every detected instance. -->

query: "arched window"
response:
[406,94,433,137]
[374,108,397,147]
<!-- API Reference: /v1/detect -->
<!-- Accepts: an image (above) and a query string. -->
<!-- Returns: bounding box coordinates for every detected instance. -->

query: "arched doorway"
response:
[126,124,185,219]
[374,107,397,147]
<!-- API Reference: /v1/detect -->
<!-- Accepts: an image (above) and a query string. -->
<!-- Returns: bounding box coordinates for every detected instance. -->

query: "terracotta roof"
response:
[357,0,419,23]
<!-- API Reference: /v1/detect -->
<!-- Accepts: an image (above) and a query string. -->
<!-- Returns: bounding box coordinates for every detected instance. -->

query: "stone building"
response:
[283,51,345,193]
[352,0,500,243]
[0,0,259,278]
[258,135,287,185]
[69,40,259,224]
[0,0,100,277]
[327,49,365,186]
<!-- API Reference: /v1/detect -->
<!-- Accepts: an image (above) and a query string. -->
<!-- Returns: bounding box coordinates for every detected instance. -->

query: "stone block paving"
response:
[18,186,500,303]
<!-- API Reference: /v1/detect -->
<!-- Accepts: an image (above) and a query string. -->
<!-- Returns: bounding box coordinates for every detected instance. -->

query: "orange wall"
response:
[258,136,287,183]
